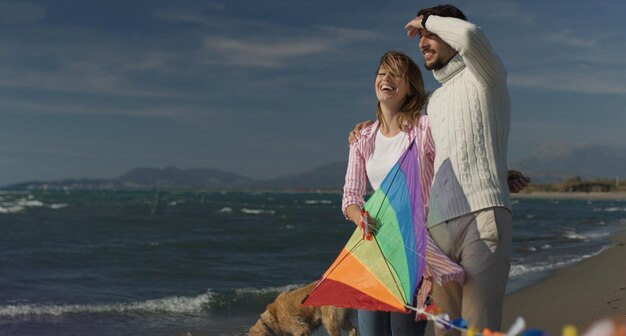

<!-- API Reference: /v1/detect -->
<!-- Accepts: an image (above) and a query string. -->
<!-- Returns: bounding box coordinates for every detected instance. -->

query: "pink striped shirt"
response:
[342,117,434,219]
[341,115,464,308]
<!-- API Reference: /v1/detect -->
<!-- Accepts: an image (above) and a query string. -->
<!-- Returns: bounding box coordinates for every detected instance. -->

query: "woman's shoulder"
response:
[404,114,430,135]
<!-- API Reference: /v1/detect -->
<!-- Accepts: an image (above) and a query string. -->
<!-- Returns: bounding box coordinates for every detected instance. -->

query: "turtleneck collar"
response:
[433,53,465,84]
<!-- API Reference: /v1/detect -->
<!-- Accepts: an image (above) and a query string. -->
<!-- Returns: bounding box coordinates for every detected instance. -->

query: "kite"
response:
[303,140,426,312]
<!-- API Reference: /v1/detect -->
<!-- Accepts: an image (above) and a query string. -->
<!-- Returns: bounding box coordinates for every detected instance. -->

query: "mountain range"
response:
[511,143,626,184]
[3,163,349,191]
[4,143,626,190]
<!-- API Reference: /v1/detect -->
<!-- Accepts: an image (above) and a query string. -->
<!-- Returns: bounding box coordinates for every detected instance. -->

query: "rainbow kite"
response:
[303,141,425,312]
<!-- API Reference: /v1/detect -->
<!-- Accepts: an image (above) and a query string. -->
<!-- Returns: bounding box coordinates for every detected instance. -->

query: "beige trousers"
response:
[428,207,512,335]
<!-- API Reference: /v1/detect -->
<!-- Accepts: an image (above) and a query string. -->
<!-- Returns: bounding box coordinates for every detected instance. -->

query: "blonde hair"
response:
[376,51,427,130]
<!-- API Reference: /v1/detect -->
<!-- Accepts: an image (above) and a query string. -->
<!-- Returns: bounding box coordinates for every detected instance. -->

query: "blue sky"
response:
[1,0,625,185]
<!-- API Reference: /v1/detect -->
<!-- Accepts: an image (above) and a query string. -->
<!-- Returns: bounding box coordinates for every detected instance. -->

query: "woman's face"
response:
[375,66,410,107]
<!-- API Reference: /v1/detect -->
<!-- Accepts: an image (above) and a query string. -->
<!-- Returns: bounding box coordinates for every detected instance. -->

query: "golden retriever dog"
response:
[248,281,357,336]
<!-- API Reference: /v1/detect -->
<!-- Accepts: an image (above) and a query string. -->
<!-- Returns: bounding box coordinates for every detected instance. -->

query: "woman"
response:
[342,50,451,336]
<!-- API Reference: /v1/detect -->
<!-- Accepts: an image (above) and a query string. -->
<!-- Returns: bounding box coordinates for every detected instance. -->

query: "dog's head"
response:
[248,303,284,336]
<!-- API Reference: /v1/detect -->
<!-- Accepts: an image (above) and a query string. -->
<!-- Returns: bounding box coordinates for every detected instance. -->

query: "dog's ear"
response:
[266,302,277,319]
[260,304,283,334]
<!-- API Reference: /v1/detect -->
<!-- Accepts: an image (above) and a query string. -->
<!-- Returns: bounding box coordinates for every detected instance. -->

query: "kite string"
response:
[405,305,527,336]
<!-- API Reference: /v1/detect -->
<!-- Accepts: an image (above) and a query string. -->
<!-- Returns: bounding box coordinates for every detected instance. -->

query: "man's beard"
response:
[424,59,446,70]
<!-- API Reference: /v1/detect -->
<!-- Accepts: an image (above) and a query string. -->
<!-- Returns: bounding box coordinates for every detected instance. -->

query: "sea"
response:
[1,190,625,336]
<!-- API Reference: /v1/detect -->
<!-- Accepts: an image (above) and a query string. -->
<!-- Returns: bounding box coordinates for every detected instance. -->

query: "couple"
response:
[342,4,528,336]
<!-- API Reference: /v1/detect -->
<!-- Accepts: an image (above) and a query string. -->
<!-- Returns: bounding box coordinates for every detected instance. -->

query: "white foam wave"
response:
[563,230,586,240]
[303,200,332,205]
[241,208,275,215]
[0,197,51,214]
[235,284,303,296]
[48,203,68,209]
[0,205,25,214]
[602,207,626,212]
[510,246,609,279]
[564,230,610,241]
[0,292,215,318]
[16,198,44,207]
[217,207,232,214]
[583,231,610,239]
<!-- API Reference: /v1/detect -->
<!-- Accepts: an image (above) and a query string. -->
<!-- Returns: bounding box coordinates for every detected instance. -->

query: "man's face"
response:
[418,29,457,70]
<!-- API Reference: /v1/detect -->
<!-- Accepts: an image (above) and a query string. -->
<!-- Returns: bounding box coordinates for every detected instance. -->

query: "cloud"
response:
[0,24,203,102]
[152,4,269,30]
[457,0,535,25]
[154,4,381,68]
[545,30,597,48]
[509,70,626,95]
[203,25,380,68]
[506,26,626,95]
[203,36,333,68]
[0,1,46,24]
[0,95,192,118]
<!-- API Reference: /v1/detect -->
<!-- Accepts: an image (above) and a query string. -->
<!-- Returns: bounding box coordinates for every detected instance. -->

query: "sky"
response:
[1,0,626,186]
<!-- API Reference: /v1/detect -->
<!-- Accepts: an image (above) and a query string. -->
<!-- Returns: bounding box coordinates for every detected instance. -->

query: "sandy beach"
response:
[501,231,626,335]
[417,231,626,336]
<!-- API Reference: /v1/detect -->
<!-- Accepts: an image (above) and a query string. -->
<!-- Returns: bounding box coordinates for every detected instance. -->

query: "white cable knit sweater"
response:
[424,15,511,227]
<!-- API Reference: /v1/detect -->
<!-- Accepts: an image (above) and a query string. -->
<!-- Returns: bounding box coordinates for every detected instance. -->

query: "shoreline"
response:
[501,230,626,335]
[512,191,626,200]
[420,230,626,336]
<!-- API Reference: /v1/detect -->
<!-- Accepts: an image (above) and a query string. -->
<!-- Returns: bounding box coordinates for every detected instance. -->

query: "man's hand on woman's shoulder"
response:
[348,120,374,146]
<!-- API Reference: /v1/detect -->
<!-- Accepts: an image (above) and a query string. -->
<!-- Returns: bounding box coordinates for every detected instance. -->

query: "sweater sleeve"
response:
[341,142,367,220]
[425,15,506,86]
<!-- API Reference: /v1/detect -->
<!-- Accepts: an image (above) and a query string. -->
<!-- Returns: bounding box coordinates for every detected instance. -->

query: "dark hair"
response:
[417,4,466,21]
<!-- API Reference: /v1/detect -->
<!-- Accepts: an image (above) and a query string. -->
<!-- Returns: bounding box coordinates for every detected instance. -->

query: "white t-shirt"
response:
[366,129,408,190]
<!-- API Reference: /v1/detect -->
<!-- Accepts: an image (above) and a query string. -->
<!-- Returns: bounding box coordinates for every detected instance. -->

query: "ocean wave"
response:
[16,199,44,207]
[217,207,233,214]
[0,291,215,318]
[563,229,610,241]
[509,246,609,279]
[241,208,275,215]
[48,203,69,209]
[563,230,586,240]
[0,197,53,214]
[594,207,626,212]
[303,200,333,205]
[0,205,25,214]
[234,284,303,296]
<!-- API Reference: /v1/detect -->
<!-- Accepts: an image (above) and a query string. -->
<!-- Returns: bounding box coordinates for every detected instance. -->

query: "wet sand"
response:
[501,231,626,335]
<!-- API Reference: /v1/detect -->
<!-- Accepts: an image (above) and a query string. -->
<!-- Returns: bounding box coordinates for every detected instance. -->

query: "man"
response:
[404,4,514,334]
